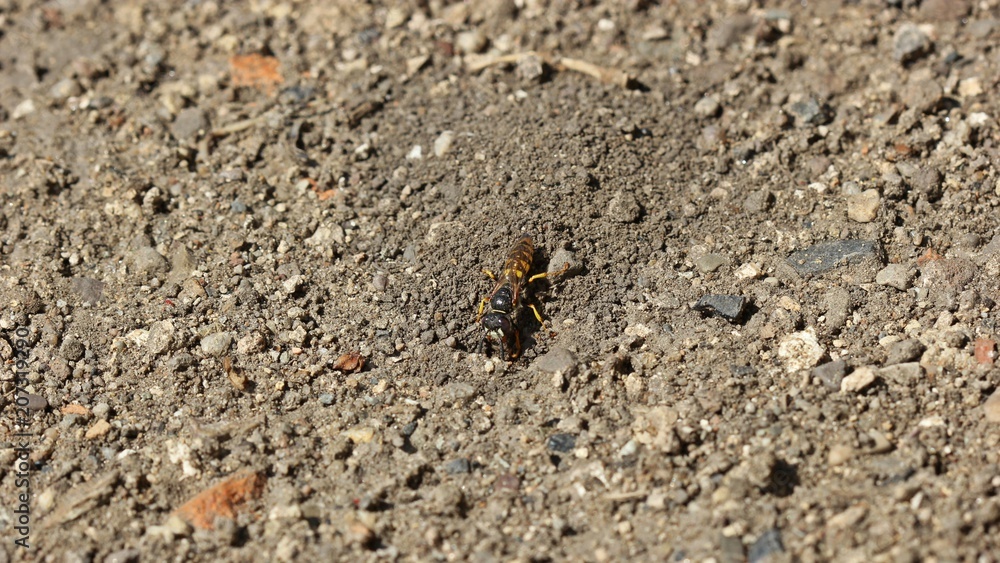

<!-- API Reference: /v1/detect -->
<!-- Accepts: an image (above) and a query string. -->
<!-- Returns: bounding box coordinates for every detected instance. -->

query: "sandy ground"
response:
[2,0,1000,561]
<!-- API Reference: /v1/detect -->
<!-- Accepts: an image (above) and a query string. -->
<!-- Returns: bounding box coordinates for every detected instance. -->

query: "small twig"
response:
[465,51,636,89]
[209,117,264,138]
[557,57,633,89]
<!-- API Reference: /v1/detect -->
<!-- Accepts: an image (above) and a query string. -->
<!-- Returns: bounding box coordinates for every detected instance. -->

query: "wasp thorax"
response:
[489,287,514,314]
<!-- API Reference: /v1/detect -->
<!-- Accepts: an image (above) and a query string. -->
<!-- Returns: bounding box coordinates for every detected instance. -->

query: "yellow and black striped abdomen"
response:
[501,235,534,293]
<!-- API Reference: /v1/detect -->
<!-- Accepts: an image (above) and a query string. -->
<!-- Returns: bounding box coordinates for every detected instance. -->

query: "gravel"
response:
[6,2,1000,560]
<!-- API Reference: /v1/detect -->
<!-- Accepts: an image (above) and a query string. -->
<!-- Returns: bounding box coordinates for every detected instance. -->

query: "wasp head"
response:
[481,312,515,358]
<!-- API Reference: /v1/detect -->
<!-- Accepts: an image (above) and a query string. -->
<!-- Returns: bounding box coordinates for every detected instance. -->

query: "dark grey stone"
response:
[886,339,925,365]
[693,294,747,321]
[748,528,784,563]
[812,360,847,390]
[444,458,471,474]
[786,240,878,275]
[19,393,48,412]
[546,433,576,453]
[788,98,832,126]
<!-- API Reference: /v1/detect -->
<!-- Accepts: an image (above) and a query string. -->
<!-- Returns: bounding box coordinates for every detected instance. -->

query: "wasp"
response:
[477,234,569,360]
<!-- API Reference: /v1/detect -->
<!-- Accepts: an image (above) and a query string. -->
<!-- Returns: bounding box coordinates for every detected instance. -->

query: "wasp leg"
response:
[526,302,561,336]
[476,296,489,321]
[509,331,521,359]
[482,269,497,280]
[527,262,570,284]
[527,303,545,325]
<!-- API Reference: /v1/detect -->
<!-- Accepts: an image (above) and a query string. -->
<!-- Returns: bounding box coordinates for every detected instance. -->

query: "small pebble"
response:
[147,320,176,356]
[748,528,784,563]
[318,394,335,406]
[812,360,847,390]
[546,433,576,453]
[743,190,774,214]
[788,98,832,126]
[958,77,983,98]
[385,6,409,28]
[60,336,86,361]
[694,96,721,117]
[901,77,942,115]
[847,189,880,223]
[607,191,642,223]
[127,247,169,276]
[878,362,923,384]
[548,248,580,276]
[444,458,472,474]
[841,366,876,393]
[49,78,82,103]
[734,263,761,280]
[885,339,925,365]
[85,419,113,440]
[828,444,855,466]
[693,294,747,322]
[910,167,942,201]
[694,253,727,273]
[893,23,932,63]
[433,131,455,157]
[20,393,48,412]
[12,98,36,119]
[92,402,111,419]
[786,240,878,275]
[200,332,233,357]
[777,329,824,373]
[517,54,545,83]
[875,264,915,291]
[455,30,487,54]
[103,548,140,563]
[172,107,208,139]
[406,55,430,76]
[372,274,388,291]
[533,347,578,377]
[618,439,639,458]
[983,389,1000,423]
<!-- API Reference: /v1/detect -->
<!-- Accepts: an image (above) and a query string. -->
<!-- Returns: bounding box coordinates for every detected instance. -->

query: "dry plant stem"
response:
[466,51,633,88]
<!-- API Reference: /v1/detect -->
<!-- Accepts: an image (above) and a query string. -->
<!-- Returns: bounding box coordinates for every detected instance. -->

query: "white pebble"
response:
[777,329,824,373]
[841,366,876,393]
[433,130,454,157]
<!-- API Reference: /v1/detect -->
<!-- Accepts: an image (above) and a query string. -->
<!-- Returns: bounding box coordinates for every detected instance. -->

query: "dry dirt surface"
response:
[2,0,1000,561]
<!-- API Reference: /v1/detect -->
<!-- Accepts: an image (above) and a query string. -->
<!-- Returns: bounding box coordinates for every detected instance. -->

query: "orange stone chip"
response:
[333,351,366,373]
[60,404,90,416]
[230,54,283,93]
[174,472,267,530]
[975,338,997,366]
[916,248,942,266]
